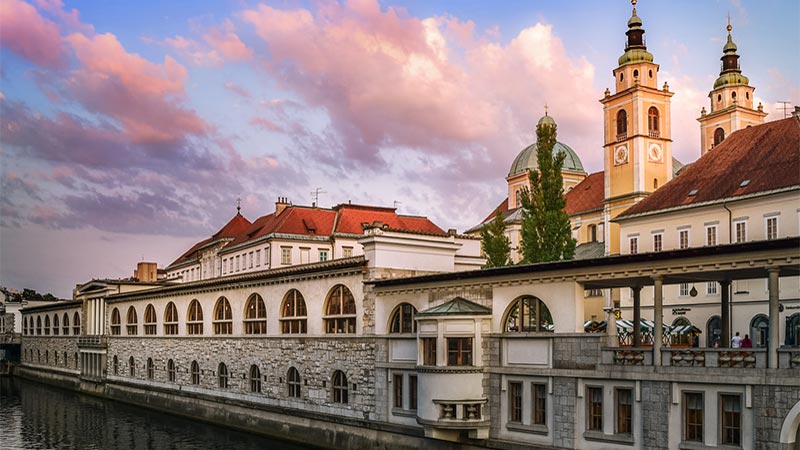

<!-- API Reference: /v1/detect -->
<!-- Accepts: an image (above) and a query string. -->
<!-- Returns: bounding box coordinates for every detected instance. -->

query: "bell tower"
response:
[697,20,766,155]
[600,0,673,255]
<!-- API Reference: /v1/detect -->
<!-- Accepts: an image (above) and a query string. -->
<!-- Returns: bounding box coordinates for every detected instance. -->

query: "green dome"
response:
[508,141,585,177]
[618,48,654,66]
[537,114,556,127]
[713,72,749,89]
[723,34,738,53]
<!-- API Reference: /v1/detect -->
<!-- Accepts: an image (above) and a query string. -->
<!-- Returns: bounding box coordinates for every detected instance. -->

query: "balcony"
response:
[616,132,628,142]
[601,347,778,369]
[420,398,489,439]
[648,130,660,138]
[778,348,800,368]
[77,336,107,348]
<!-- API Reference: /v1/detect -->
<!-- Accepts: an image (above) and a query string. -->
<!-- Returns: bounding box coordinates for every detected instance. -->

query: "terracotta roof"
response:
[481,198,510,223]
[565,171,604,215]
[332,204,445,235]
[618,117,800,219]
[168,213,252,268]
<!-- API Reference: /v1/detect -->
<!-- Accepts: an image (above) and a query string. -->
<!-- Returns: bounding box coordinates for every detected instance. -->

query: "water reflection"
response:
[0,377,318,450]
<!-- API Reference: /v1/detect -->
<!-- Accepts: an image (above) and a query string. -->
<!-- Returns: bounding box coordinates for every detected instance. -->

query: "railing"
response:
[433,398,488,422]
[602,348,653,366]
[616,132,628,142]
[778,348,800,369]
[602,347,768,369]
[78,336,107,348]
[648,130,660,138]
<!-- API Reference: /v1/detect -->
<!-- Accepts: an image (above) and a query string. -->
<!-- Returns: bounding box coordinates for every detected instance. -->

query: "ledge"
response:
[583,430,634,446]
[391,407,417,418]
[505,422,549,435]
[417,366,483,374]
[678,442,743,450]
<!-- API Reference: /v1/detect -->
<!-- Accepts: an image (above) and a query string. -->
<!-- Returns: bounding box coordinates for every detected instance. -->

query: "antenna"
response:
[778,101,791,118]
[311,188,326,207]
[393,200,402,210]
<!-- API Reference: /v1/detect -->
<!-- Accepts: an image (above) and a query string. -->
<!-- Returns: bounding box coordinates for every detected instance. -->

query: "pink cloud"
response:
[203,20,253,62]
[34,0,94,35]
[224,82,251,98]
[0,0,66,68]
[249,116,283,132]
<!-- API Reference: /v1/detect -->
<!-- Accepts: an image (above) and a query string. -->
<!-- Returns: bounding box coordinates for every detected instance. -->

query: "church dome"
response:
[508,135,585,178]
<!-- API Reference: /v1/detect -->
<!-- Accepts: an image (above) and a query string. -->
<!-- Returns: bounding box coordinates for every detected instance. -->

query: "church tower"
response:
[600,0,673,255]
[697,20,766,155]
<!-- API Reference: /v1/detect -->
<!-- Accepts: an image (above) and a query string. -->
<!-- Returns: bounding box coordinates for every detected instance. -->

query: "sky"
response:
[1,0,798,297]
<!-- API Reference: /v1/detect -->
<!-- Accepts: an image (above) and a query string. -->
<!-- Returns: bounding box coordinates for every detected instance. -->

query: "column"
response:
[605,290,616,347]
[768,268,780,369]
[653,276,663,366]
[632,286,642,347]
[720,280,731,347]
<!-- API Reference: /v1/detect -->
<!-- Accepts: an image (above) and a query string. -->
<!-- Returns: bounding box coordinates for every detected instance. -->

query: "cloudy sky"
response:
[1,0,798,297]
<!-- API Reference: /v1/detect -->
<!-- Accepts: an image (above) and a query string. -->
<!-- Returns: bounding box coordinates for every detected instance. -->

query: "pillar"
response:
[653,276,663,366]
[605,290,617,347]
[720,280,731,347]
[768,268,780,369]
[632,286,642,347]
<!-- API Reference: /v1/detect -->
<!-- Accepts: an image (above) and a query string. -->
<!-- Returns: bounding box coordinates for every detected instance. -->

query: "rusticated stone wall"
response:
[21,336,80,371]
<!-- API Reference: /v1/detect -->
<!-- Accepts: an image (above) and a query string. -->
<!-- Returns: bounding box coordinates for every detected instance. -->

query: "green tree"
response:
[519,119,576,263]
[480,211,511,268]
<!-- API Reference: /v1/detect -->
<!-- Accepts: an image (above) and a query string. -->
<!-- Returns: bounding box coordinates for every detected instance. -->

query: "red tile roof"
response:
[565,171,605,215]
[618,117,800,219]
[333,204,445,235]
[168,213,252,267]
[481,198,510,223]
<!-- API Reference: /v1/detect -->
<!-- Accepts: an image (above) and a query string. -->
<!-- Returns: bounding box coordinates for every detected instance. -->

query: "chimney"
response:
[793,106,800,119]
[275,196,291,216]
[134,262,158,283]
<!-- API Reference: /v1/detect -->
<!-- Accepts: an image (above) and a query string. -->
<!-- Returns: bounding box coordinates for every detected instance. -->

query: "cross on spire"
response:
[544,103,549,116]
[236,195,241,214]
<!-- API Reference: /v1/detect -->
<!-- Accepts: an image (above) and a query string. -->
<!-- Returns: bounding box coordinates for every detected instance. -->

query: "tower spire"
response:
[236,195,241,215]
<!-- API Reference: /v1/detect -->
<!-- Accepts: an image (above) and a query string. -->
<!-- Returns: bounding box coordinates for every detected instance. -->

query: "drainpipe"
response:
[722,202,733,344]
[722,202,732,244]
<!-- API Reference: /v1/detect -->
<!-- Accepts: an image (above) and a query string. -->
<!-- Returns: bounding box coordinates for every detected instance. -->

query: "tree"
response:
[519,119,576,263]
[480,211,511,268]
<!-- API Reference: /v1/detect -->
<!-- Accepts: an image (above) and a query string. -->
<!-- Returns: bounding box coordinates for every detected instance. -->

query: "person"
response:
[692,333,699,348]
[731,331,743,348]
[741,334,753,348]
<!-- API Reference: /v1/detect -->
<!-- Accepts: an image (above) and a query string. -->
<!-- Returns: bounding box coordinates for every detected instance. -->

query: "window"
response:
[281,289,307,334]
[35,316,42,335]
[113,355,119,375]
[653,233,663,252]
[146,358,154,380]
[23,317,27,335]
[616,109,628,138]
[287,367,301,398]
[236,255,240,271]
[110,308,121,335]
[44,315,50,335]
[532,383,547,425]
[229,258,233,273]
[264,247,270,265]
[422,338,437,365]
[53,314,59,335]
[508,381,523,423]
[74,352,78,369]
[144,304,156,335]
[73,312,80,335]
[332,370,348,404]
[218,363,229,389]
[324,285,356,334]
[222,258,227,275]
[707,282,718,295]
[129,356,136,377]
[244,293,267,334]
[447,337,473,366]
[389,303,417,334]
[750,315,769,348]
[409,375,418,411]
[504,296,553,332]
[63,351,67,367]
[167,359,176,382]
[515,189,522,208]
[245,365,260,393]
[164,302,178,335]
[394,374,404,409]
[766,216,778,240]
[720,394,741,445]
[187,299,204,335]
[213,297,232,335]
[126,306,138,335]
[679,283,690,296]
[684,392,703,442]
[588,224,597,242]
[249,251,254,269]
[255,250,260,267]
[705,225,717,246]
[319,250,328,262]
[191,361,200,385]
[648,106,659,135]
[679,229,689,249]
[714,127,725,146]
[587,387,603,431]
[342,247,353,258]
[629,236,639,254]
[586,289,603,297]
[616,388,633,434]
[734,220,747,243]
[281,247,291,265]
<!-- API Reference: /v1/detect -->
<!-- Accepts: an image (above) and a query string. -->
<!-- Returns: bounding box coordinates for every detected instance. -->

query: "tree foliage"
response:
[519,120,576,263]
[480,211,511,268]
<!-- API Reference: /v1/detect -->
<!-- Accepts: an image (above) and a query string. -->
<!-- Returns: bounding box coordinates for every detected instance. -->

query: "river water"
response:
[0,377,319,450]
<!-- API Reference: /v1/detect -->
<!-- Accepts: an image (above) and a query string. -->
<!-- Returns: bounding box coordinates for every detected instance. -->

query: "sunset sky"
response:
[1,0,798,297]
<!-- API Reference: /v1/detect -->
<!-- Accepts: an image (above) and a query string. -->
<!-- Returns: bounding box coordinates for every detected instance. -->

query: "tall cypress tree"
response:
[519,118,576,263]
[480,211,511,268]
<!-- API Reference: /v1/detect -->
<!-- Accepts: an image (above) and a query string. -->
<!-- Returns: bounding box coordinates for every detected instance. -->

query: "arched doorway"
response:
[750,314,769,348]
[671,317,692,346]
[779,399,800,449]
[786,313,800,347]
[706,316,721,347]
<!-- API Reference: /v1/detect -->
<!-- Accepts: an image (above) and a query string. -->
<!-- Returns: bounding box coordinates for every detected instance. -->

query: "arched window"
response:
[515,189,522,208]
[213,297,232,335]
[281,289,307,334]
[588,224,597,242]
[332,370,348,404]
[74,352,79,369]
[146,357,154,380]
[324,285,356,334]
[53,314,59,336]
[144,304,157,335]
[113,355,119,375]
[167,359,176,382]
[287,367,301,398]
[164,302,178,335]
[54,351,58,365]
[63,351,67,367]
[44,315,50,335]
[126,306,138,335]
[706,315,721,347]
[786,313,800,346]
[62,313,69,335]
[647,106,659,135]
[750,314,769,348]
[73,312,80,335]
[218,362,229,389]
[129,356,135,377]
[187,300,203,335]
[503,296,554,332]
[37,349,40,363]
[111,308,121,335]
[191,360,200,385]
[23,317,27,335]
[714,127,725,146]
[45,350,49,364]
[36,316,42,335]
[389,303,417,334]
[244,293,267,334]
[249,365,261,393]
[671,317,692,346]
[616,109,628,138]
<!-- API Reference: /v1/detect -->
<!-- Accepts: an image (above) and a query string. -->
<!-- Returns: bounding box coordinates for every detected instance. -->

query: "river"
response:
[0,377,320,450]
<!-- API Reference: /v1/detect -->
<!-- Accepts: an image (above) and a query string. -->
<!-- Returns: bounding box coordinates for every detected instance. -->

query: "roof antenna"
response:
[236,195,241,214]
[778,101,791,118]
[393,200,402,210]
[311,187,326,208]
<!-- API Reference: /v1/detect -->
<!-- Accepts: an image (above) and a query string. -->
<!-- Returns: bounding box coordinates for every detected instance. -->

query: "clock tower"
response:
[600,0,674,255]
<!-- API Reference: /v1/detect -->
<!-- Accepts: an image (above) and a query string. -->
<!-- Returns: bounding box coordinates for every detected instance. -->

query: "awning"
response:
[669,324,702,335]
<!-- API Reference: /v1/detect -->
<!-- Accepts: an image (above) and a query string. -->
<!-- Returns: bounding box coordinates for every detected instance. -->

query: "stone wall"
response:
[552,377,576,449]
[552,335,601,370]
[106,336,377,420]
[754,384,800,450]
[21,336,80,371]
[641,380,670,450]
